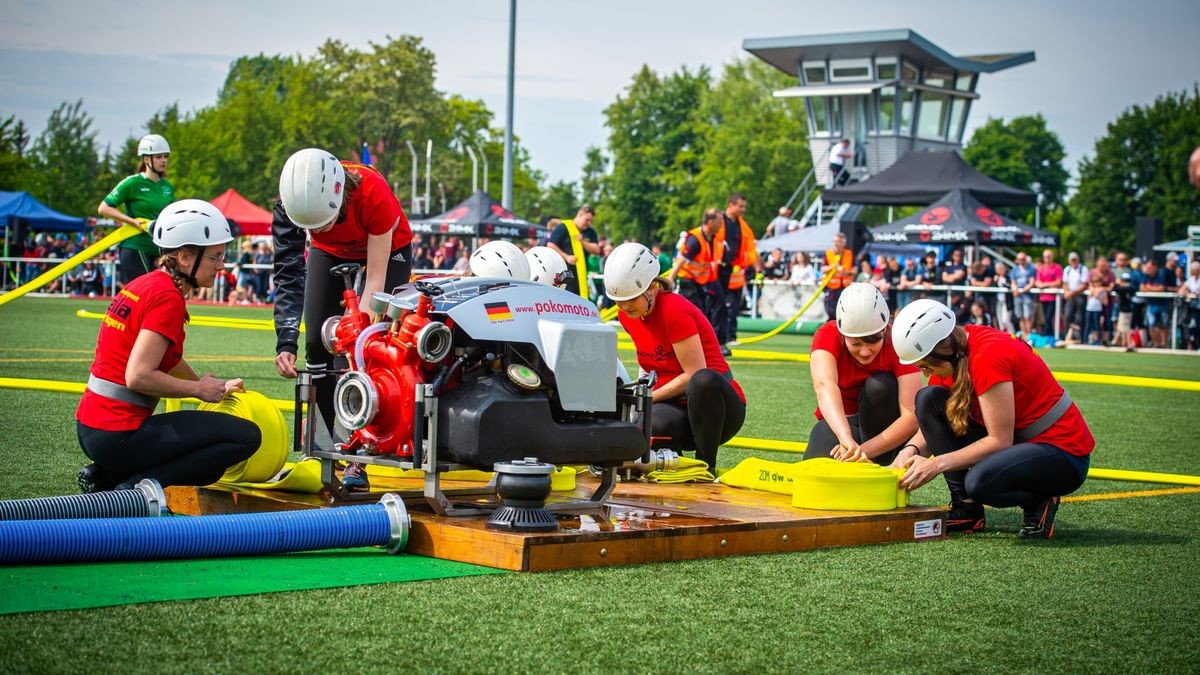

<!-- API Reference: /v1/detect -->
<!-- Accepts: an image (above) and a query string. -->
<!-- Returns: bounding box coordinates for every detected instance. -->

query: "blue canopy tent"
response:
[0,191,87,233]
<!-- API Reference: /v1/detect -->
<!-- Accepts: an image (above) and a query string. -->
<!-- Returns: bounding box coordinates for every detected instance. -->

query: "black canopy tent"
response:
[870,188,1058,247]
[411,190,546,241]
[823,151,1037,207]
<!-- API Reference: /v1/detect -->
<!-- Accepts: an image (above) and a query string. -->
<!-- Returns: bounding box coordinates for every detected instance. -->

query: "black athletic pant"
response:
[77,412,260,489]
[914,386,1089,509]
[304,245,412,436]
[804,372,904,466]
[710,282,730,344]
[650,369,746,471]
[676,279,715,317]
[823,287,843,324]
[118,247,154,285]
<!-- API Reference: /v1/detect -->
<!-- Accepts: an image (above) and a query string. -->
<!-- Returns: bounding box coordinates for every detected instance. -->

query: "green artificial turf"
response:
[1,297,1199,672]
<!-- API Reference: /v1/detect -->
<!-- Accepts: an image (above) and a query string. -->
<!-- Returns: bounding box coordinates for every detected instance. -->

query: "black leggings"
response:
[650,369,746,470]
[77,412,260,489]
[804,372,903,465]
[119,247,154,285]
[304,245,413,435]
[914,386,1089,509]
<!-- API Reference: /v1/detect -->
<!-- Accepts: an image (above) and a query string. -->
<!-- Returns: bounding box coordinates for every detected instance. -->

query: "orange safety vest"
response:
[719,216,759,291]
[824,248,855,290]
[677,226,716,285]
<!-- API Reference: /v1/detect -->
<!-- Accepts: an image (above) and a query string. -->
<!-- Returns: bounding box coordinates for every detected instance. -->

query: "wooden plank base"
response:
[166,476,945,572]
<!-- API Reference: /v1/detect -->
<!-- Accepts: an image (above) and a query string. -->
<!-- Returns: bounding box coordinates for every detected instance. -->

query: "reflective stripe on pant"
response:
[913,385,1089,509]
[649,369,745,471]
[77,413,260,489]
[804,371,903,466]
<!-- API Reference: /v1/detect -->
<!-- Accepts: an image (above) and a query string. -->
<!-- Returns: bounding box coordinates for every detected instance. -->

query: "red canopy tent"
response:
[210,189,272,237]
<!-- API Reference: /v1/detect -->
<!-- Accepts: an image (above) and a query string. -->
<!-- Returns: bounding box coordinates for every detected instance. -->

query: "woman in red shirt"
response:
[272,149,414,490]
[891,298,1095,538]
[606,243,745,472]
[75,200,260,492]
[804,283,921,465]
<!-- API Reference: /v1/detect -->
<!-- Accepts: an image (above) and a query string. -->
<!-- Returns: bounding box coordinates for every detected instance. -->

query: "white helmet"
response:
[469,240,530,279]
[835,282,890,337]
[152,199,234,249]
[279,148,345,229]
[525,246,568,285]
[891,298,957,364]
[604,242,660,301]
[138,134,170,156]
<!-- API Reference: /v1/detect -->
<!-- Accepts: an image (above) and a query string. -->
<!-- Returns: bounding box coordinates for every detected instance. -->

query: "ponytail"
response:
[930,327,974,436]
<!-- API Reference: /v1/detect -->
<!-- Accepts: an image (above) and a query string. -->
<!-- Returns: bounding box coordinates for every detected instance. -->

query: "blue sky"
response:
[1,0,1197,187]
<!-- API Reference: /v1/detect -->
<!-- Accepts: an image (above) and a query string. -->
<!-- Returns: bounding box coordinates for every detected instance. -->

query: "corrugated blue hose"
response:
[0,480,166,521]
[0,494,409,564]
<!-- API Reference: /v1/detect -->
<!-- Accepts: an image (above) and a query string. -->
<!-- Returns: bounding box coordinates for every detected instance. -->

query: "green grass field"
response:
[1,296,1199,672]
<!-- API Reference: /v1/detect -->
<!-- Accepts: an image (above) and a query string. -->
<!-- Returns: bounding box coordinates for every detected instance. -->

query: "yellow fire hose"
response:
[735,265,835,346]
[4,376,1199,488]
[0,224,143,308]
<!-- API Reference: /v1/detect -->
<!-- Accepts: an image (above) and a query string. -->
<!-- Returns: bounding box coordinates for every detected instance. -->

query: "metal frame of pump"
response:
[293,266,658,515]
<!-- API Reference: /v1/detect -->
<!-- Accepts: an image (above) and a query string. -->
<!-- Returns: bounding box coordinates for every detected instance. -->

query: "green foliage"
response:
[695,58,810,235]
[603,65,712,243]
[539,180,578,221]
[1071,86,1200,251]
[0,114,35,192]
[28,100,103,215]
[962,114,1068,216]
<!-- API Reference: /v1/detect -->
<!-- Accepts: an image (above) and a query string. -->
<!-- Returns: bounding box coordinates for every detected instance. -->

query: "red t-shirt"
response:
[810,320,918,419]
[929,324,1095,456]
[1037,262,1063,303]
[76,270,187,431]
[619,291,745,403]
[310,163,412,259]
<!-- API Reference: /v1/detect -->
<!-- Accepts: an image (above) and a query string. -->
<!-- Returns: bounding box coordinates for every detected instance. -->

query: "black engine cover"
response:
[436,374,646,468]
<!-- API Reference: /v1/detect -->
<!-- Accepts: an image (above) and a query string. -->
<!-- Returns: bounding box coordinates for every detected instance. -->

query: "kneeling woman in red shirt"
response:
[891,299,1095,538]
[606,242,746,471]
[75,200,260,492]
[804,283,921,465]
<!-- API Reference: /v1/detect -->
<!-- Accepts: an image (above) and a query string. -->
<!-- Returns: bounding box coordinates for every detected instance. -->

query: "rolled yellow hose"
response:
[198,390,289,483]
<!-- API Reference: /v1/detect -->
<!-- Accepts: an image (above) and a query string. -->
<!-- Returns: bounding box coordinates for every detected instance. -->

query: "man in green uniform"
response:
[97,134,175,285]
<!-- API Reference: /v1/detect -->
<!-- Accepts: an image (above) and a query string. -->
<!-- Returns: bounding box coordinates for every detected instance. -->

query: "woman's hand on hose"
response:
[275,352,298,378]
[223,378,245,396]
[830,438,861,462]
[888,445,919,470]
[898,454,945,491]
[195,374,230,403]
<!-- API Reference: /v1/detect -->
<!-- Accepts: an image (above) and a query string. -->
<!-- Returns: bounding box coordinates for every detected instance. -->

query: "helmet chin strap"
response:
[165,247,202,291]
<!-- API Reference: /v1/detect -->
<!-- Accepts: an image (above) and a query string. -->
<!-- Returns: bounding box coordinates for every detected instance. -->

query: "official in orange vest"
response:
[669,208,722,316]
[822,231,855,320]
[713,193,762,353]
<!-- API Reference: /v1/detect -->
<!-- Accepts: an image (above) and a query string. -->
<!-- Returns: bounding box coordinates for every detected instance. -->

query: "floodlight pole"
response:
[405,141,419,213]
[502,0,516,209]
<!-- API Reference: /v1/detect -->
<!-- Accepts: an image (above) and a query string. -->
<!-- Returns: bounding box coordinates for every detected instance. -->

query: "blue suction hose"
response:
[0,494,410,565]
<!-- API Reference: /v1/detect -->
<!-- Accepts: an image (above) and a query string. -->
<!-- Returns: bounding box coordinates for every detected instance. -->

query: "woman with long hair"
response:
[890,299,1095,538]
[606,242,745,472]
[272,148,413,490]
[76,200,259,492]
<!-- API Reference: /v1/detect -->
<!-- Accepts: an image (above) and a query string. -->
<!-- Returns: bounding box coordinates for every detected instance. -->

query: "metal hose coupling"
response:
[377,493,411,554]
[631,449,680,474]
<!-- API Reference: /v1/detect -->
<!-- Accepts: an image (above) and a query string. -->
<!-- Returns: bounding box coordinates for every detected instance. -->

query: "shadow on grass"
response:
[1012,528,1190,547]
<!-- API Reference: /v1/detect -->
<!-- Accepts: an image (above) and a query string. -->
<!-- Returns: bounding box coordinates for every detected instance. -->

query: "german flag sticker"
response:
[485,301,513,321]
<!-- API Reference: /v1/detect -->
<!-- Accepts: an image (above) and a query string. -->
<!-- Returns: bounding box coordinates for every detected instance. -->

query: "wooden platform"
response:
[166,476,946,572]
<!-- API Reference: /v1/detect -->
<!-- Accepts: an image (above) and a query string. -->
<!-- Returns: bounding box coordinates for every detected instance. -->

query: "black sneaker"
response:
[945,500,985,533]
[720,345,733,357]
[1017,496,1060,539]
[77,463,116,493]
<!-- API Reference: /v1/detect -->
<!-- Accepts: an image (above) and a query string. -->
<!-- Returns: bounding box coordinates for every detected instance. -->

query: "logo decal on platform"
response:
[484,301,513,322]
[914,518,943,539]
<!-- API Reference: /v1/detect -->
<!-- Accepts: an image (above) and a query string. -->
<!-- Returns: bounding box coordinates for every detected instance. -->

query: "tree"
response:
[962,114,1068,215]
[604,65,712,243]
[540,180,578,221]
[580,146,609,206]
[694,58,810,235]
[0,115,35,192]
[28,100,102,215]
[1072,87,1200,250]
